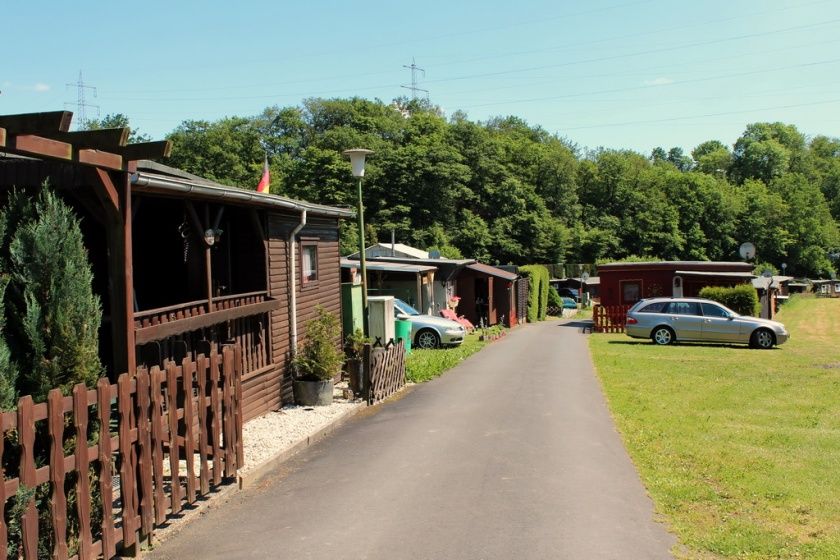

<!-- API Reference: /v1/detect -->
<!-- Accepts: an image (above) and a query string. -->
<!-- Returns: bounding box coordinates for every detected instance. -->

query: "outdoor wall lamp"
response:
[204,228,223,246]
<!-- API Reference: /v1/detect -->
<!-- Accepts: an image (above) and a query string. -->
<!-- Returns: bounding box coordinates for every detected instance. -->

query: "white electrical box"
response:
[368,296,396,345]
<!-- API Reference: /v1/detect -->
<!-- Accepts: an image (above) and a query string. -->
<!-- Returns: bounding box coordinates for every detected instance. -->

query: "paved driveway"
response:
[149,320,674,559]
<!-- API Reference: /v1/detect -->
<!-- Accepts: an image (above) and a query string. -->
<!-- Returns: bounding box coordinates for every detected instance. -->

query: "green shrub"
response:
[699,284,760,316]
[519,265,550,322]
[547,286,562,308]
[292,305,344,381]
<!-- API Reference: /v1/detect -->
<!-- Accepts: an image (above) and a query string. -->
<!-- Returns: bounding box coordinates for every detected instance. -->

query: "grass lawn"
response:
[405,331,493,383]
[589,295,840,559]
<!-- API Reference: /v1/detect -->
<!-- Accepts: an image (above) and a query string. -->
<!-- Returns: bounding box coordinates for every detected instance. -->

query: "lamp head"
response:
[342,148,374,178]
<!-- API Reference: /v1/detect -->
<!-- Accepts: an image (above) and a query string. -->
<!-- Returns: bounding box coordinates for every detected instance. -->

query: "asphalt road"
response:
[148,320,674,560]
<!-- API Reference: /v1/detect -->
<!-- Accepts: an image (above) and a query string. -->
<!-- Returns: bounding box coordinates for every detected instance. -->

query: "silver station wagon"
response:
[625,297,789,349]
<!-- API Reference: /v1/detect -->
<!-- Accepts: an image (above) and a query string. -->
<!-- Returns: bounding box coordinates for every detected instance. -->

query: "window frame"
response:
[619,279,643,305]
[300,241,319,288]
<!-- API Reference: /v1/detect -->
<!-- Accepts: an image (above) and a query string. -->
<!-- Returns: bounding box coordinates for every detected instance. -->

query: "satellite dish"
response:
[762,270,773,278]
[581,271,590,282]
[429,250,441,259]
[739,242,756,260]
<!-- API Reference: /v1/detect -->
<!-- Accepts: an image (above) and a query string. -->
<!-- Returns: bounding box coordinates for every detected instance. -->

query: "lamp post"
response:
[343,148,374,336]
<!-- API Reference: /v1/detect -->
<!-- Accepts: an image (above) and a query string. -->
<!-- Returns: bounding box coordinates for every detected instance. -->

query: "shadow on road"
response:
[556,320,593,332]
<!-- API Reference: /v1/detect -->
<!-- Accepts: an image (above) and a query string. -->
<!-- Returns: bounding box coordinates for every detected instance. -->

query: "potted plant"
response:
[344,328,370,396]
[292,306,344,406]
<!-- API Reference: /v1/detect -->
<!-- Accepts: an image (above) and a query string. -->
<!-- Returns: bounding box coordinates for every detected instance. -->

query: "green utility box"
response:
[341,283,363,338]
[394,319,412,353]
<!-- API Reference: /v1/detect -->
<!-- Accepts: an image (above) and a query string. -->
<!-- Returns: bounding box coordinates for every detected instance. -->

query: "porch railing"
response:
[134,291,280,344]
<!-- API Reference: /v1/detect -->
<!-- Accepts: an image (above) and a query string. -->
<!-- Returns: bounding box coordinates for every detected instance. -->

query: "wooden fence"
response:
[364,342,406,405]
[592,305,631,333]
[1,345,243,559]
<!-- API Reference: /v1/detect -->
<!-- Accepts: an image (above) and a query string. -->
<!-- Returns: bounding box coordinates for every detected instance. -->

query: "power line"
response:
[65,70,99,130]
[401,58,429,100]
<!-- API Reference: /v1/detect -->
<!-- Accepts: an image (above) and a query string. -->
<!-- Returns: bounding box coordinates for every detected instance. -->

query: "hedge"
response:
[519,265,550,322]
[698,284,760,316]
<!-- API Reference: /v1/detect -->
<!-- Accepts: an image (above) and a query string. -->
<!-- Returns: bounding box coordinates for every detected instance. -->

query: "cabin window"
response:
[621,281,642,304]
[302,244,318,284]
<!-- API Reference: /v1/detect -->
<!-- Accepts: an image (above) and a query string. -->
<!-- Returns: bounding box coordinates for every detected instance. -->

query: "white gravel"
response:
[238,385,365,477]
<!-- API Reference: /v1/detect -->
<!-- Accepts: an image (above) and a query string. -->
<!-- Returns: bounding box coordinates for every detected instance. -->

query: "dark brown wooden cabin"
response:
[0,111,352,422]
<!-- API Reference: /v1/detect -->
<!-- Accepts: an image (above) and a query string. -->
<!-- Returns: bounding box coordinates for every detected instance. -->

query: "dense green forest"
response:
[121,97,839,276]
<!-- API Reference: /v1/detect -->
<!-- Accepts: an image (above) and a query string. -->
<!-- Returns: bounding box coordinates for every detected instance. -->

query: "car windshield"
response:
[394,299,421,316]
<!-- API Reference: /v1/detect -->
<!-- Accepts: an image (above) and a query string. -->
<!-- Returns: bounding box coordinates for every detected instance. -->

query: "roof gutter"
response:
[130,171,354,218]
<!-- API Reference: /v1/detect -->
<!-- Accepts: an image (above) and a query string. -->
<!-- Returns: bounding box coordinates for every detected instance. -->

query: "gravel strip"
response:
[238,390,365,477]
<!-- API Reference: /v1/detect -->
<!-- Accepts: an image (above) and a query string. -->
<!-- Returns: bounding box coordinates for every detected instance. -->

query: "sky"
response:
[3,0,839,155]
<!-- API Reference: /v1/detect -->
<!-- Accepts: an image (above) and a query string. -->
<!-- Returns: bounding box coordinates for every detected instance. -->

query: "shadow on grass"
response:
[606,339,766,351]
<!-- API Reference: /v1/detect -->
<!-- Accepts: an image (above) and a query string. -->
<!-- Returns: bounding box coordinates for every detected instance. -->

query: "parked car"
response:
[560,297,578,309]
[625,297,789,349]
[393,299,466,349]
[557,287,579,300]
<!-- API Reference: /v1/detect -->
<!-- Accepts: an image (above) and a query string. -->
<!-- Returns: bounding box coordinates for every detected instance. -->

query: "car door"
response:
[664,301,703,340]
[700,302,741,342]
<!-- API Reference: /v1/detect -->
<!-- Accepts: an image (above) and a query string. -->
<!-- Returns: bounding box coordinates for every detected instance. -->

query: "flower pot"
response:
[346,358,364,395]
[293,379,334,406]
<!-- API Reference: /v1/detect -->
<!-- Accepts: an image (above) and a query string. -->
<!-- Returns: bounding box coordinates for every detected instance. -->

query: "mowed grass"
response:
[405,332,490,383]
[589,295,840,559]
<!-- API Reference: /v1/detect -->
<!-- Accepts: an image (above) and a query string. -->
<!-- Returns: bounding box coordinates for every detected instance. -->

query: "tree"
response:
[83,113,151,144]
[3,188,103,401]
[730,122,807,184]
[692,140,732,177]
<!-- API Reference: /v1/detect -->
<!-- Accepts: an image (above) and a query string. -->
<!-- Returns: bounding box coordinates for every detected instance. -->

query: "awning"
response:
[340,258,436,274]
[465,262,518,281]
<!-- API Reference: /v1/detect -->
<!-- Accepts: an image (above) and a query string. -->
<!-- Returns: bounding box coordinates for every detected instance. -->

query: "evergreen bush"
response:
[699,284,761,316]
[519,265,550,322]
[292,305,344,381]
[547,286,563,309]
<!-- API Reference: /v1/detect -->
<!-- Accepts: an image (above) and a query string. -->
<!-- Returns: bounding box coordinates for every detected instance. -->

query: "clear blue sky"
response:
[4,0,839,154]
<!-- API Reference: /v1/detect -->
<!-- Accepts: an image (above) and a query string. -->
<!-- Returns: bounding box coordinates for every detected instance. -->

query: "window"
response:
[302,244,318,284]
[639,301,668,313]
[701,302,730,318]
[621,281,641,304]
[666,301,701,315]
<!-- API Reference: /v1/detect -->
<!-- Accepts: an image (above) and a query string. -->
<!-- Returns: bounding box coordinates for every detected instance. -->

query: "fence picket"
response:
[117,374,137,548]
[181,357,197,504]
[209,351,223,485]
[48,389,69,559]
[0,412,5,560]
[18,396,38,560]
[150,367,167,525]
[166,362,182,514]
[222,347,235,478]
[96,378,116,559]
[234,345,244,470]
[73,384,93,559]
[136,369,154,537]
[195,355,210,495]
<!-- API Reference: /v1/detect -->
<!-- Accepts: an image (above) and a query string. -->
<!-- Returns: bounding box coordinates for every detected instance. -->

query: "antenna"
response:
[401,58,429,100]
[65,70,99,130]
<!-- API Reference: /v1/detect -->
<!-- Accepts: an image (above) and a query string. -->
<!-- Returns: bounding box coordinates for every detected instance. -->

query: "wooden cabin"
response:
[597,261,755,306]
[0,111,352,421]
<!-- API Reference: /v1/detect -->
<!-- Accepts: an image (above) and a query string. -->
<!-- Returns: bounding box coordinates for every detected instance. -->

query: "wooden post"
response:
[122,169,136,374]
[97,379,116,559]
[204,204,213,311]
[0,412,6,560]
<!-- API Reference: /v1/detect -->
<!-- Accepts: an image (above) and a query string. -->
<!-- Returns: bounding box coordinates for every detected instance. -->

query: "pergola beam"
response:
[116,140,172,161]
[0,111,73,134]
[47,128,130,150]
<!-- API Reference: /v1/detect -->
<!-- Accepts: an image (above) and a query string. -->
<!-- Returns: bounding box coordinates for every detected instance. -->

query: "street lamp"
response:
[343,148,374,336]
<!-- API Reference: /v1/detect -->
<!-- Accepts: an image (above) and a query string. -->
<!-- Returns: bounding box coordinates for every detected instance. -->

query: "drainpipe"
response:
[289,209,307,357]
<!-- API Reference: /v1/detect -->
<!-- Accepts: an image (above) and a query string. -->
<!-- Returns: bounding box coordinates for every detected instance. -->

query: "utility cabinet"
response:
[341,283,363,337]
[368,296,395,345]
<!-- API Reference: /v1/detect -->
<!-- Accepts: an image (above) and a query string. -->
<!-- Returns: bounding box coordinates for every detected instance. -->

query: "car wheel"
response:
[750,328,775,349]
[651,326,675,346]
[415,329,440,349]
